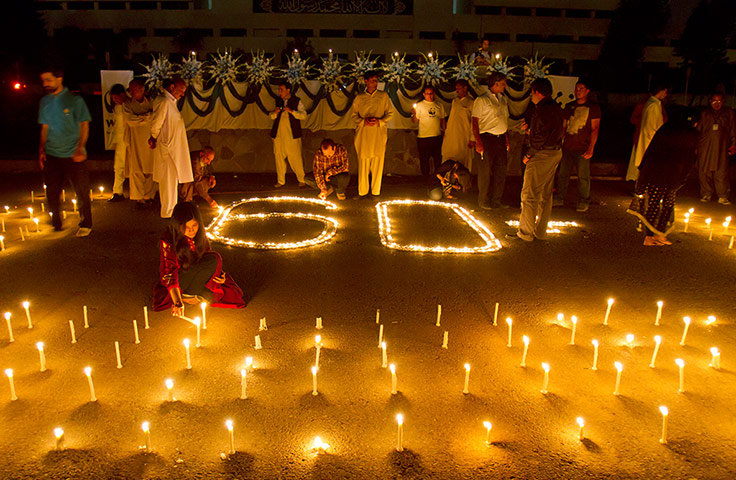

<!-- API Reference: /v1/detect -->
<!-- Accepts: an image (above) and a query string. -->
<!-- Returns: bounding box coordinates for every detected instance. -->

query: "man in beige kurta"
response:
[351,71,393,197]
[441,79,475,170]
[626,86,667,181]
[270,82,306,187]
[697,93,736,204]
[124,79,156,206]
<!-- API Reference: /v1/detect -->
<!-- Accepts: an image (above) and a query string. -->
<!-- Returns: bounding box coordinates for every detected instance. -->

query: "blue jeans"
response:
[556,150,590,204]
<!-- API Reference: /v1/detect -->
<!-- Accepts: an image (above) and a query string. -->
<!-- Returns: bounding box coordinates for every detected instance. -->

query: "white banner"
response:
[100,70,134,150]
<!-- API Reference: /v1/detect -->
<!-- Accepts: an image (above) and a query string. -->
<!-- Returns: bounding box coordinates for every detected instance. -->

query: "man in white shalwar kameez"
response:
[149,77,193,218]
[269,82,306,187]
[626,86,667,182]
[351,71,393,197]
[108,84,128,202]
[441,79,475,170]
[125,79,156,207]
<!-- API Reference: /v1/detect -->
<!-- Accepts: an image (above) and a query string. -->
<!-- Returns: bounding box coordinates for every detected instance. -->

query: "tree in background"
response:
[598,0,671,92]
[674,0,736,97]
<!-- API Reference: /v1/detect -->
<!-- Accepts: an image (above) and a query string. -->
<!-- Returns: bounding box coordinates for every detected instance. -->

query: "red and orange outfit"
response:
[152,237,245,311]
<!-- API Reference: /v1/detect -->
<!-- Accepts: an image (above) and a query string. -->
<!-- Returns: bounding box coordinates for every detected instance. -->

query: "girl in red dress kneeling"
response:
[153,202,244,315]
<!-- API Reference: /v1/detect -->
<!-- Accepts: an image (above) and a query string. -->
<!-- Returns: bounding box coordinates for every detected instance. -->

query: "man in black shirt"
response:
[510,78,564,242]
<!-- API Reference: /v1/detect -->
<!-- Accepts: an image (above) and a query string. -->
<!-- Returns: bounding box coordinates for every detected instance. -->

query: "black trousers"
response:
[417,136,443,177]
[178,252,218,303]
[44,155,92,229]
[477,133,508,206]
[303,171,350,195]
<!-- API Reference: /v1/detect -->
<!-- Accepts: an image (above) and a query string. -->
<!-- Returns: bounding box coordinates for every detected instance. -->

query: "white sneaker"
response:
[75,227,92,237]
[718,197,731,205]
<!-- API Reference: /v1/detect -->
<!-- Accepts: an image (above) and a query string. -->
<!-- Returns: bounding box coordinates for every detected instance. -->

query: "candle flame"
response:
[165,379,174,390]
[706,315,716,325]
[389,363,396,373]
[4,368,12,378]
[557,313,564,321]
[675,358,685,368]
[22,301,29,309]
[614,361,623,372]
[240,368,246,378]
[98,186,104,193]
[657,300,663,307]
[245,356,253,368]
[84,366,92,376]
[607,298,614,305]
[523,335,529,345]
[683,316,691,325]
[54,427,64,439]
[311,366,318,375]
[200,302,207,309]
[506,317,512,326]
[36,341,44,351]
[483,421,492,430]
[542,362,550,372]
[464,363,471,371]
[592,339,599,347]
[381,341,386,349]
[654,335,662,344]
[315,335,321,345]
[659,406,668,416]
[193,316,201,326]
[626,334,634,344]
[312,436,329,450]
[226,419,233,431]
[576,417,585,427]
[183,338,190,347]
[396,413,404,425]
[141,421,150,432]
[571,315,577,325]
[3,312,10,320]
[711,347,720,355]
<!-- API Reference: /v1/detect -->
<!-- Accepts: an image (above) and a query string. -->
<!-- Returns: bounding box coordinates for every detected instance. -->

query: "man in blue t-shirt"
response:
[38,66,93,236]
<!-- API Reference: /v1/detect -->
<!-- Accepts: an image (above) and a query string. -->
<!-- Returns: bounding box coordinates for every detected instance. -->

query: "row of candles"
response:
[0,298,721,455]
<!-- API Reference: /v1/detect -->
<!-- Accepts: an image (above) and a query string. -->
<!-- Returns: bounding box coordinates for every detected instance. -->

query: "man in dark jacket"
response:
[510,78,564,241]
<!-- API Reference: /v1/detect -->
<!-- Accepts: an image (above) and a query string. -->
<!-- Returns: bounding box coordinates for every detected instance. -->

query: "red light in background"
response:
[13,82,21,90]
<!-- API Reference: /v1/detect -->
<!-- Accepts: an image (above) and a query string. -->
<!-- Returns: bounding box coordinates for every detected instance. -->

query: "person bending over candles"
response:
[153,202,244,315]
[428,160,471,200]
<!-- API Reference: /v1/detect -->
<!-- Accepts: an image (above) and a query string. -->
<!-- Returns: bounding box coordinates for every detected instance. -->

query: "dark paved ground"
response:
[0,172,735,479]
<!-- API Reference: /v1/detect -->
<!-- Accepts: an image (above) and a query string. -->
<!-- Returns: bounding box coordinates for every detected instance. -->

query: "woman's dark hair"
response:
[164,202,210,270]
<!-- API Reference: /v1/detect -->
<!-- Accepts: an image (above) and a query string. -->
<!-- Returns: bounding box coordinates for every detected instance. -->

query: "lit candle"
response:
[28,207,33,219]
[84,366,97,402]
[69,320,76,344]
[521,335,530,367]
[316,316,323,329]
[378,324,384,348]
[37,342,47,372]
[183,338,192,369]
[0,235,4,250]
[706,217,713,240]
[144,306,149,329]
[709,347,721,369]
[4,312,14,343]
[390,363,397,394]
[5,368,17,401]
[436,304,441,327]
[142,421,152,452]
[98,186,104,197]
[133,320,140,344]
[613,362,623,395]
[729,236,734,249]
[311,366,319,396]
[83,305,89,329]
[226,419,235,454]
[576,417,585,441]
[259,317,267,331]
[193,316,201,347]
[201,302,207,330]
[591,340,599,370]
[626,334,634,349]
[412,103,417,109]
[675,358,685,393]
[706,315,716,325]
[54,427,64,451]
[33,218,39,232]
[724,216,731,234]
[569,316,578,345]
[659,406,668,444]
[483,421,492,446]
[680,316,691,346]
[603,298,614,325]
[115,341,122,368]
[655,301,663,326]
[684,212,690,232]
[315,335,322,368]
[442,330,449,349]
[376,309,380,324]
[22,301,31,329]
[493,302,499,326]
[381,341,388,368]
[240,369,247,399]
[254,334,262,350]
[463,363,471,394]
[541,362,550,394]
[19,226,24,241]
[72,199,77,212]
[649,336,662,368]
[506,317,513,347]
[165,378,175,401]
[396,414,404,452]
